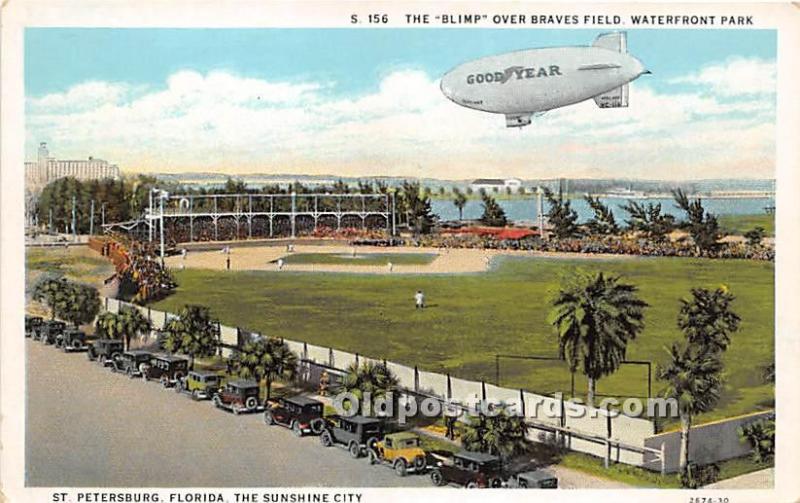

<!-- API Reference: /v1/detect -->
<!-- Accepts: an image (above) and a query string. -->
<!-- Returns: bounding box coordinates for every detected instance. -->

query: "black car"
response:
[38,320,66,344]
[506,470,558,489]
[55,328,87,352]
[111,350,154,377]
[319,415,385,458]
[429,450,505,488]
[143,354,189,386]
[212,380,263,414]
[25,315,43,338]
[87,339,124,366]
[264,395,325,436]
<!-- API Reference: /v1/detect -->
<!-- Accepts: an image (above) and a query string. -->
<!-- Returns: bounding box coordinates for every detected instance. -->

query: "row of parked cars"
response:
[26,314,558,489]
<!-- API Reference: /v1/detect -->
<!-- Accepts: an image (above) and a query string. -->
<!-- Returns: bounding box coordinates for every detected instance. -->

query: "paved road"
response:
[25,340,429,487]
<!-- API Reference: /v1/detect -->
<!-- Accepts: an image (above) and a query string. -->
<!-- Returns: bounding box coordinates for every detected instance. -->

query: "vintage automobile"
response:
[368,432,428,476]
[54,327,87,352]
[87,339,125,366]
[175,370,223,400]
[211,380,262,414]
[143,354,189,386]
[319,415,386,458]
[505,470,558,489]
[429,450,505,488]
[25,315,43,338]
[263,395,325,436]
[38,320,66,344]
[111,350,154,378]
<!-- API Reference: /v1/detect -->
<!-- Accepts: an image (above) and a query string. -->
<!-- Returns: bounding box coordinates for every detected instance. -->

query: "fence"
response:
[101,297,761,473]
[643,410,774,473]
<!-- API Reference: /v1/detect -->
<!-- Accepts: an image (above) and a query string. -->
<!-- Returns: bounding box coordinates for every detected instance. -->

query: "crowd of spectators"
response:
[159,216,390,242]
[411,232,774,261]
[89,234,177,303]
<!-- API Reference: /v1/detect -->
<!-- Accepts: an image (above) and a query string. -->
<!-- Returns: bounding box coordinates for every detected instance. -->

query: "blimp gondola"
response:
[440,32,650,128]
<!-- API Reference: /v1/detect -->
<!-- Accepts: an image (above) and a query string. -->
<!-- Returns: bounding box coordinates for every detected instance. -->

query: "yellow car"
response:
[368,432,428,476]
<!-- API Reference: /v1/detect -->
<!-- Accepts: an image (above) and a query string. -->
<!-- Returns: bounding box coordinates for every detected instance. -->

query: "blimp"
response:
[440,32,650,128]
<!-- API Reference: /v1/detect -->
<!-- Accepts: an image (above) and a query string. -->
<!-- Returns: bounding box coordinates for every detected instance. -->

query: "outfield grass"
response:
[151,255,774,425]
[26,246,114,287]
[280,252,437,266]
[718,213,774,236]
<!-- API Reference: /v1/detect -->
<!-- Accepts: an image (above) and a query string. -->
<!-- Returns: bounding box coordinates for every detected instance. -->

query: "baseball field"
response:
[151,247,774,425]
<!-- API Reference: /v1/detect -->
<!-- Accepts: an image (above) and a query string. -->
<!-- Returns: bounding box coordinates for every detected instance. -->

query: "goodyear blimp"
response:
[440,32,650,128]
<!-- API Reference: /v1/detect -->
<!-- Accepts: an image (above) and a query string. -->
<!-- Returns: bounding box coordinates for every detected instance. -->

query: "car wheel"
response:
[212,395,222,409]
[73,340,83,351]
[518,479,528,489]
[430,469,445,486]
[466,481,479,489]
[264,410,275,425]
[489,478,502,488]
[245,397,258,411]
[394,459,407,477]
[348,441,361,458]
[320,431,332,447]
[292,421,303,437]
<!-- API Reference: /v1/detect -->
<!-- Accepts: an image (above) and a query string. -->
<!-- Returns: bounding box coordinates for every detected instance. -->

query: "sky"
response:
[25,28,776,180]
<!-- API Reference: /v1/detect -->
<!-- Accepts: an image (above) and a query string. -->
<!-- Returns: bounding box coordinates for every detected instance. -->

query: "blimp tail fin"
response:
[594,84,629,108]
[593,32,627,53]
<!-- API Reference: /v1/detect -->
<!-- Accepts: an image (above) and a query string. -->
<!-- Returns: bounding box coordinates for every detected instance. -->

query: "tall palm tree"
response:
[237,337,298,401]
[453,191,468,221]
[549,272,648,406]
[657,342,723,477]
[162,305,218,369]
[677,286,740,354]
[340,361,399,415]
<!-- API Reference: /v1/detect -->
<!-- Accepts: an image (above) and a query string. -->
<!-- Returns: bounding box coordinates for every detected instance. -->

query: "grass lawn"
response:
[279,252,437,266]
[558,451,772,488]
[26,246,114,287]
[152,255,774,426]
[718,213,774,236]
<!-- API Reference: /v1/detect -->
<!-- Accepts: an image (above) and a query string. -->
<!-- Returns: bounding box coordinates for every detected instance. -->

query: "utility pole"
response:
[89,200,95,236]
[158,190,168,267]
[71,195,77,241]
[148,189,154,242]
[48,208,53,233]
[101,202,106,228]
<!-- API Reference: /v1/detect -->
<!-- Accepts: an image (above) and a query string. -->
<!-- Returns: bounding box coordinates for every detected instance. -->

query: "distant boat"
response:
[596,187,648,199]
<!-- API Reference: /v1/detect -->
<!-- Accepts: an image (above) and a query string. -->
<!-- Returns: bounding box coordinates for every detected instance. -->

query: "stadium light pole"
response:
[71,195,77,242]
[156,189,169,267]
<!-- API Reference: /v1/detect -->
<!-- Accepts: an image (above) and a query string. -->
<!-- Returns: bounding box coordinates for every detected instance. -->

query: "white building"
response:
[470,178,523,193]
[25,142,120,192]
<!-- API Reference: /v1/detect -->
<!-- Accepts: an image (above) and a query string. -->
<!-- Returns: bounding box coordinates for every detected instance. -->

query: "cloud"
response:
[26,64,776,180]
[669,57,776,97]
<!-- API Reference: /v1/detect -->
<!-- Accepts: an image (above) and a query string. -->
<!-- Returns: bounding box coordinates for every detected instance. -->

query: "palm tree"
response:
[118,306,151,350]
[162,305,218,369]
[95,311,123,340]
[677,286,740,354]
[549,272,648,406]
[236,337,298,401]
[461,408,529,460]
[340,361,399,415]
[453,192,468,221]
[31,274,68,320]
[657,342,723,478]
